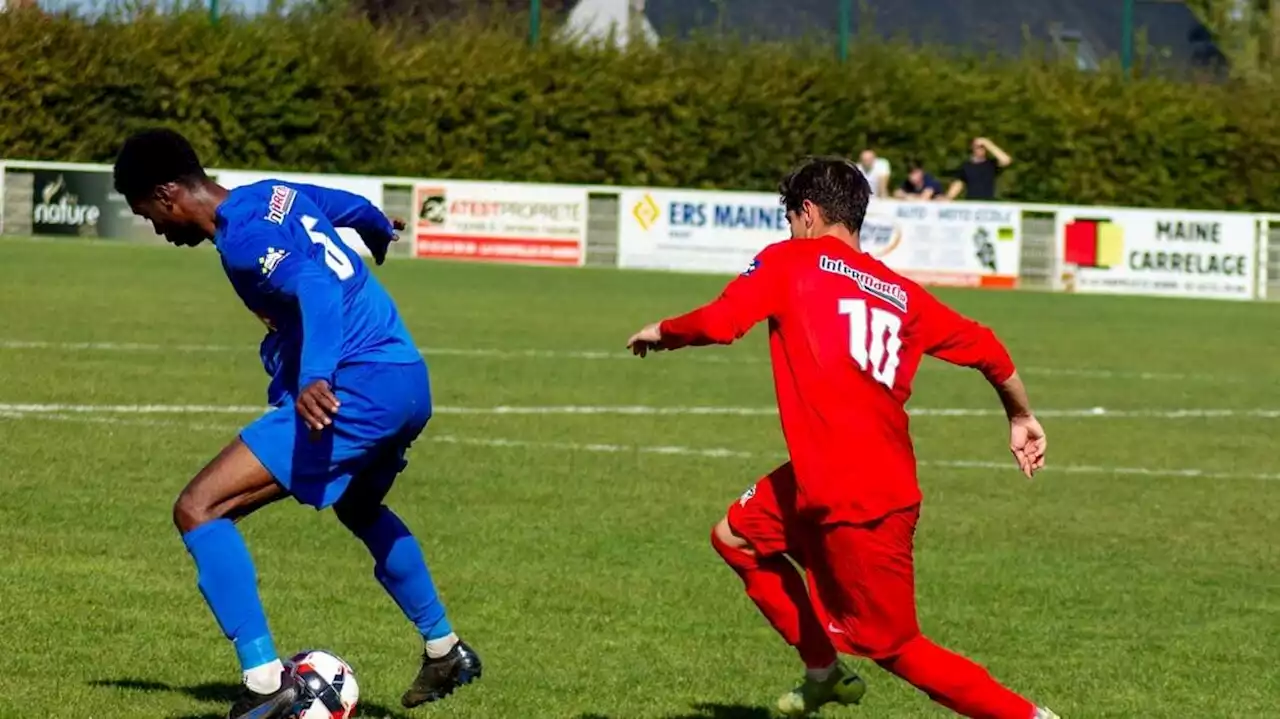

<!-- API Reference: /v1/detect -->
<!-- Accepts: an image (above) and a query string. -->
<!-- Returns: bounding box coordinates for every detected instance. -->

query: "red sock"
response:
[712,529,837,669]
[877,636,1036,719]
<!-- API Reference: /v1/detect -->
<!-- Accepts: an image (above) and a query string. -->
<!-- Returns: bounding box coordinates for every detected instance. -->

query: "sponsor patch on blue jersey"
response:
[258,247,289,277]
[264,185,297,225]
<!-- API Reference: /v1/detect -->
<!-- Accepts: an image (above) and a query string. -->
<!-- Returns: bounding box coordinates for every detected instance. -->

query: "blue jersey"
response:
[214,181,422,401]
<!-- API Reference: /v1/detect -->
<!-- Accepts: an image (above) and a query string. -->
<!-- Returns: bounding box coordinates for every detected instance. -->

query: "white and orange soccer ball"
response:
[288,650,360,719]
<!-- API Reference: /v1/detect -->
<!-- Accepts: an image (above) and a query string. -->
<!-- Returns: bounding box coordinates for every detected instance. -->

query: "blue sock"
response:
[182,519,279,670]
[352,507,452,640]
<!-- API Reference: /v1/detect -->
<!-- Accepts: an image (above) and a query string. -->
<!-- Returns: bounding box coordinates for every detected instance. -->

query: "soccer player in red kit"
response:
[626,157,1057,719]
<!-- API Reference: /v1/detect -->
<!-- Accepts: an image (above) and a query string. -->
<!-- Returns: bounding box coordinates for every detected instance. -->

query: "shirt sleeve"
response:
[259,331,293,406]
[291,183,396,255]
[912,288,1015,385]
[659,246,788,349]
[225,231,345,389]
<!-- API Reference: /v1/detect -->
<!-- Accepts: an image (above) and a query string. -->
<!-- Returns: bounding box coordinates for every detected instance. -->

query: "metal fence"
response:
[547,0,1212,73]
[41,0,1210,76]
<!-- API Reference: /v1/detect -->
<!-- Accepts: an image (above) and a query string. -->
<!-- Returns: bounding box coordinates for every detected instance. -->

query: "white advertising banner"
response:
[619,188,794,273]
[412,181,586,266]
[618,189,1021,287]
[214,169,384,257]
[861,200,1021,288]
[1056,206,1258,301]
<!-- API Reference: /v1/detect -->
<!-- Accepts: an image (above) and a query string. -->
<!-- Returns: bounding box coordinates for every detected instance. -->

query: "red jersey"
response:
[659,235,1015,525]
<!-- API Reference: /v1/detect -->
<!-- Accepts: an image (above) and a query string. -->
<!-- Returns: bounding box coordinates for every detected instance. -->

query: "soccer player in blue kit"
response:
[112,129,481,719]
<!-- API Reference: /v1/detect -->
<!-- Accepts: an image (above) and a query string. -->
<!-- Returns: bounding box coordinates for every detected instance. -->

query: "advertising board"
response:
[618,189,1021,287]
[1056,207,1258,300]
[862,200,1021,288]
[617,188,787,274]
[413,181,586,266]
[22,168,153,240]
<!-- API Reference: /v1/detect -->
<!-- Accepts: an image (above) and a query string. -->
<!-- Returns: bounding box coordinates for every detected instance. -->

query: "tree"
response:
[1186,0,1280,77]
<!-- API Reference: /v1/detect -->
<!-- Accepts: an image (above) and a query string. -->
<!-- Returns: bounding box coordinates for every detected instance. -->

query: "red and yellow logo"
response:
[1064,217,1124,268]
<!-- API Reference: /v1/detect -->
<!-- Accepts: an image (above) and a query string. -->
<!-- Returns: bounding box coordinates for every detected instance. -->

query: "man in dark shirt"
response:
[947,137,1012,200]
[894,161,947,201]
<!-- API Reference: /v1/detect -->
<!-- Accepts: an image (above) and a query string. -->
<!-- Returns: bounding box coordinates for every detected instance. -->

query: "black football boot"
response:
[227,671,300,719]
[400,640,483,708]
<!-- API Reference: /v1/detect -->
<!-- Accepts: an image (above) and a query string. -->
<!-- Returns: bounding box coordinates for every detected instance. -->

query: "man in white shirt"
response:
[857,149,891,197]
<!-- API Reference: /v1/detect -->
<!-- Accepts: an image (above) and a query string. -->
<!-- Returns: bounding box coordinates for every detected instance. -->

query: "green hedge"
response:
[3,8,1279,210]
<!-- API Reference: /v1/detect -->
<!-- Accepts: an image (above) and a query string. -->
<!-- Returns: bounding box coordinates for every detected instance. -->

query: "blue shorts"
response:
[241,360,432,509]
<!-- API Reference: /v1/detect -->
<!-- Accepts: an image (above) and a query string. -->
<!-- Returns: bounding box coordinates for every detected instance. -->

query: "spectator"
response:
[947,136,1012,200]
[894,160,946,201]
[857,149,891,197]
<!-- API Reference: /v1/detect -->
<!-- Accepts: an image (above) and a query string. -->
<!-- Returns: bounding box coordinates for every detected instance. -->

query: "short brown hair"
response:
[778,156,871,232]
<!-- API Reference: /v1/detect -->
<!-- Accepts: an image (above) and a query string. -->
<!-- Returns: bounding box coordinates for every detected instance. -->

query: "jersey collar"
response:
[212,202,230,247]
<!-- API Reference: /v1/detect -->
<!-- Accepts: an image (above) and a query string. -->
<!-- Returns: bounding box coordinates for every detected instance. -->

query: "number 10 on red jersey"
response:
[839,298,903,389]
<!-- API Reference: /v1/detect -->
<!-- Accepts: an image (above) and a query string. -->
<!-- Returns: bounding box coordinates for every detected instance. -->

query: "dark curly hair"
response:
[113,128,208,204]
[778,156,870,233]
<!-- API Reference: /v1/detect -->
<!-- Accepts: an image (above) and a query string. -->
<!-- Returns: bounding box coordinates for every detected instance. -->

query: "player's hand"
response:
[627,323,664,358]
[368,216,407,266]
[297,379,341,432]
[1009,414,1046,479]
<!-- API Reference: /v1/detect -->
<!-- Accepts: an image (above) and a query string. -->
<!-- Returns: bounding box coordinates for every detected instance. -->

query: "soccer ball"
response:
[287,650,359,719]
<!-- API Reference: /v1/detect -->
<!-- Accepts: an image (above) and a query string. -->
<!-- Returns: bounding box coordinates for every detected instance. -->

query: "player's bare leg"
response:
[710,518,865,716]
[174,438,297,719]
[334,455,482,708]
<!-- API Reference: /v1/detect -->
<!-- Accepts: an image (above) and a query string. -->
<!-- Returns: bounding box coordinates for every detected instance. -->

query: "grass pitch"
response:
[0,237,1277,719]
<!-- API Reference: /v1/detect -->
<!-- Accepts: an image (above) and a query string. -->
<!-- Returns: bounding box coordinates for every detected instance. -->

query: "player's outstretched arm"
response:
[627,322,664,357]
[916,290,1014,382]
[993,371,1046,479]
[626,247,786,358]
[293,183,402,265]
[916,290,1045,477]
[626,286,765,356]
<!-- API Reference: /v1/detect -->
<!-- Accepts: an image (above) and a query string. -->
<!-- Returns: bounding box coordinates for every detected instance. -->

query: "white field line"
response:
[2,409,1278,482]
[0,410,241,433]
[0,339,1241,383]
[0,339,737,363]
[1,403,1279,419]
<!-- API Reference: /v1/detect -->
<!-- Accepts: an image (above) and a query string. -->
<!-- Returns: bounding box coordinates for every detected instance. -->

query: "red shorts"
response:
[726,462,922,659]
